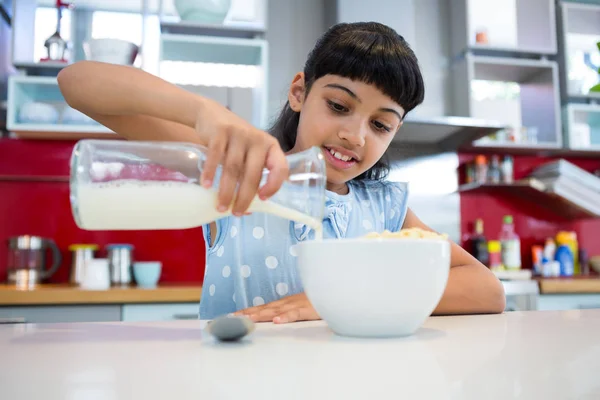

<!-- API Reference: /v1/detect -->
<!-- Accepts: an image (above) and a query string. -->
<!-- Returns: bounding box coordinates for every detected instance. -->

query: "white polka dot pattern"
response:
[265,256,278,269]
[241,265,251,278]
[276,282,289,296]
[253,296,265,306]
[222,265,231,278]
[252,227,265,239]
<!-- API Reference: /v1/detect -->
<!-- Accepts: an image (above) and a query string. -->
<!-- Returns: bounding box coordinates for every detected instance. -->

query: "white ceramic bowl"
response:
[297,238,451,338]
[18,102,59,124]
[174,0,231,23]
[83,38,139,65]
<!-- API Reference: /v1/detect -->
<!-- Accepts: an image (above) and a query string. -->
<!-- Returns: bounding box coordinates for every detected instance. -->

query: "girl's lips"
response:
[323,146,357,170]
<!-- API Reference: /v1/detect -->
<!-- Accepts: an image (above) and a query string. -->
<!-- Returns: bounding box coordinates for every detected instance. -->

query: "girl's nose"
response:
[338,123,367,147]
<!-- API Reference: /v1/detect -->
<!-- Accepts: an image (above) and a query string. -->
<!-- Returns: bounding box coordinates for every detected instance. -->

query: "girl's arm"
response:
[57,61,288,215]
[57,60,207,144]
[402,208,506,314]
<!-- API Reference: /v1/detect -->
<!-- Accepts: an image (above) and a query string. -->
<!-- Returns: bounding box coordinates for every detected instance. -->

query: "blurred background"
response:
[0,0,600,323]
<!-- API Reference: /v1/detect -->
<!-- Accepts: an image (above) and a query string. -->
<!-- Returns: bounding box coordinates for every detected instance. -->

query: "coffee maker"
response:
[6,235,61,288]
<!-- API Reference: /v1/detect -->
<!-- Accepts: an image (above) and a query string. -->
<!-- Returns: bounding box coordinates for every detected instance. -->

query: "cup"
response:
[133,261,162,288]
[81,258,110,290]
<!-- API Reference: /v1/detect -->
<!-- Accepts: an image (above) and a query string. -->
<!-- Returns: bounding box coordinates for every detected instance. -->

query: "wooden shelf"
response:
[458,178,599,219]
[0,284,202,306]
[537,277,600,294]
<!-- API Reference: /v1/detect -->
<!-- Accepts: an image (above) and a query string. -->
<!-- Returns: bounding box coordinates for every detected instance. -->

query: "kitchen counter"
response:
[1,310,599,399]
[0,284,202,305]
[537,276,600,294]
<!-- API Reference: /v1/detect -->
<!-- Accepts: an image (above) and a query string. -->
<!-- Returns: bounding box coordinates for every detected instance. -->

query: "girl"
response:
[58,21,506,323]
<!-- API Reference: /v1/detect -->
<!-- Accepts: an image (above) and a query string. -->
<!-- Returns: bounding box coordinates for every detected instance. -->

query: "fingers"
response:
[201,133,227,189]
[217,139,246,213]
[232,146,268,216]
[258,144,289,200]
[273,308,302,324]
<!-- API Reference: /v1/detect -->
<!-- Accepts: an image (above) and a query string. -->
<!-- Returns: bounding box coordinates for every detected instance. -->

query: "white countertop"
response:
[1,310,600,399]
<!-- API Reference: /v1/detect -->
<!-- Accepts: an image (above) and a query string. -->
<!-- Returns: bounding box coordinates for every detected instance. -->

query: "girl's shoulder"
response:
[348,179,410,232]
[349,179,409,202]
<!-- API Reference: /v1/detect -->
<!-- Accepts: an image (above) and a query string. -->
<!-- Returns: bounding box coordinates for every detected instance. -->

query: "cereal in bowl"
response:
[364,227,448,240]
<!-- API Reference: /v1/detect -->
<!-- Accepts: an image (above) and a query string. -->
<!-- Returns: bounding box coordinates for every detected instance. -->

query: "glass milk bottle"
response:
[69,140,326,235]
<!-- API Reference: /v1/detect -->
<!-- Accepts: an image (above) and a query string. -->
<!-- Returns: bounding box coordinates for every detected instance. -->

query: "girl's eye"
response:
[327,100,349,113]
[372,120,392,133]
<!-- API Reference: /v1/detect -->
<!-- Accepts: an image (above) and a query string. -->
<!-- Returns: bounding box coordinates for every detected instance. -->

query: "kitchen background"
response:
[1,0,600,320]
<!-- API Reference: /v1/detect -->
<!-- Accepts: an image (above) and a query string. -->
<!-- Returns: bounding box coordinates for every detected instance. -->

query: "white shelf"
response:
[393,115,506,150]
[160,34,266,66]
[563,103,600,150]
[160,20,265,38]
[450,0,557,57]
[6,75,114,138]
[558,2,600,99]
[451,54,563,148]
[158,33,268,129]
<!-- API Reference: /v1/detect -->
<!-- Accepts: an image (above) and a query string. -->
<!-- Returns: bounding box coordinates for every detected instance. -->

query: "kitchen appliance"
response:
[41,0,72,63]
[106,244,134,286]
[7,235,61,288]
[69,244,98,285]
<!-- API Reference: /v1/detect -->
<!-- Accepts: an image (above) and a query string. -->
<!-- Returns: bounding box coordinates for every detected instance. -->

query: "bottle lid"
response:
[69,244,99,251]
[488,240,501,252]
[106,244,134,250]
[503,215,513,224]
[475,218,484,233]
[475,155,487,165]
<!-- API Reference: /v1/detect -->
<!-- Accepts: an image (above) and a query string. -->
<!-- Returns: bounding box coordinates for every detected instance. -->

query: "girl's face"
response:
[288,74,405,193]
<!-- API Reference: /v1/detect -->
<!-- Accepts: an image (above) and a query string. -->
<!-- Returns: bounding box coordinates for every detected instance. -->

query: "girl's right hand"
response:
[195,100,289,216]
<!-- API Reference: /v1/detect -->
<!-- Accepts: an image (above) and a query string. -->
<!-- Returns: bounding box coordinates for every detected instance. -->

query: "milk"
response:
[76,180,323,239]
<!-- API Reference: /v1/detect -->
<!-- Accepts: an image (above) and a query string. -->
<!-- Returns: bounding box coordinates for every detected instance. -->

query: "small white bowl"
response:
[297,238,451,338]
[18,102,59,124]
[133,261,162,289]
[83,38,139,65]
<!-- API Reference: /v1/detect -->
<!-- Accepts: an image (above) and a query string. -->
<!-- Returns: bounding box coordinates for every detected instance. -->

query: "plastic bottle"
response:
[475,155,488,184]
[470,219,489,265]
[501,156,514,184]
[488,155,501,184]
[487,240,502,271]
[500,215,521,270]
[556,231,579,274]
[555,245,574,277]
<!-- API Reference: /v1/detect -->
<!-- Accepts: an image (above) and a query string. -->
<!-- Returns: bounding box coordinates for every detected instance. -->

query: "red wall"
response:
[458,153,600,270]
[2,137,598,283]
[0,138,206,284]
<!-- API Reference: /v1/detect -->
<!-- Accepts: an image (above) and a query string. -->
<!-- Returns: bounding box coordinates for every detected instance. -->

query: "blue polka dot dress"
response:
[199,180,409,319]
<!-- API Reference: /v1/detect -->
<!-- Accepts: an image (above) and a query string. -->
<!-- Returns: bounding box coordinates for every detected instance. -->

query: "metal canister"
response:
[69,244,98,285]
[106,244,134,286]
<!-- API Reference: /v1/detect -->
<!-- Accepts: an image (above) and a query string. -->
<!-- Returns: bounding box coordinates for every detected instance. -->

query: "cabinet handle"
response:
[173,314,198,320]
[0,317,27,324]
[578,304,600,310]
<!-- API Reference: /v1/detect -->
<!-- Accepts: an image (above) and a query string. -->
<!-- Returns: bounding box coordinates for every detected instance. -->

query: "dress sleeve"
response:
[383,181,409,232]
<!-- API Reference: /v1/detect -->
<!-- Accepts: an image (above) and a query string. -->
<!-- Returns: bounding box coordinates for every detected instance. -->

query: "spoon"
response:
[205,315,255,342]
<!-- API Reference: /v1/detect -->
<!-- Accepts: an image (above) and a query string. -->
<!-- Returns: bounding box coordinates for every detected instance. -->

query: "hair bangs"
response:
[305,24,424,117]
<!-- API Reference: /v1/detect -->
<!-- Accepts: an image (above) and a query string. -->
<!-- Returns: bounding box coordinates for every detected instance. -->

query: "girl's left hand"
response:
[233,293,321,324]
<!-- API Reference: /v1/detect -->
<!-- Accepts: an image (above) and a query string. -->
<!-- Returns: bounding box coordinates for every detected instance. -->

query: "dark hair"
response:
[268,21,425,181]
